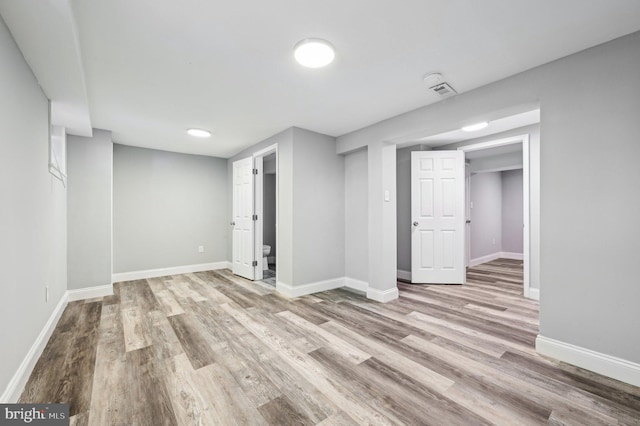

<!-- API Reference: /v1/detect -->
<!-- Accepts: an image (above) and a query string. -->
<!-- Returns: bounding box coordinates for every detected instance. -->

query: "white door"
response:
[411,151,466,284]
[232,157,255,280]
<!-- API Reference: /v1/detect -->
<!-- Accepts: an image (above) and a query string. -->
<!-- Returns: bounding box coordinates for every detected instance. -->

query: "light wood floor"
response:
[20,259,640,425]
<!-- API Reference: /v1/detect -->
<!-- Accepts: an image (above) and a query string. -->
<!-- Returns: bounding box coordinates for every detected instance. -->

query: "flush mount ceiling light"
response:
[187,128,212,138]
[423,72,444,87]
[294,38,335,68]
[461,122,489,132]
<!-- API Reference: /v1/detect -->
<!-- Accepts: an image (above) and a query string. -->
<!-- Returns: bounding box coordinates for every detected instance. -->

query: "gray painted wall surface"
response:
[263,174,276,260]
[337,32,640,363]
[67,130,112,290]
[291,128,345,285]
[345,148,368,282]
[470,151,522,173]
[113,144,227,273]
[502,169,523,254]
[538,33,640,362]
[0,18,67,396]
[264,155,276,174]
[470,172,503,260]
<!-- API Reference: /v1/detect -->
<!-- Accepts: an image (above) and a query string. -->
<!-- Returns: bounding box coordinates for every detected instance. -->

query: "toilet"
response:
[262,245,271,270]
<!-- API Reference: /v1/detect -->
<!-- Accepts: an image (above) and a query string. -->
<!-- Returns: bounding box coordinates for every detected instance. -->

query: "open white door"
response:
[232,157,255,280]
[411,151,466,284]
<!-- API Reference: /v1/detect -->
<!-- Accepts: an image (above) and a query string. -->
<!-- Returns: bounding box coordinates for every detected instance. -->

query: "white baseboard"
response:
[277,276,397,304]
[536,335,640,387]
[1,292,69,403]
[276,277,345,298]
[526,287,540,301]
[367,287,399,303]
[501,251,524,260]
[397,270,411,281]
[469,252,502,266]
[470,251,524,266]
[344,277,368,292]
[112,261,229,283]
[67,284,113,302]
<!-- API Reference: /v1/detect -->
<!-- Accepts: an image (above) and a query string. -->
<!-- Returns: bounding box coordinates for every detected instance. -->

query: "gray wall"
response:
[539,33,640,362]
[345,148,368,282]
[113,144,227,273]
[263,173,276,260]
[502,169,523,254]
[67,130,112,290]
[337,32,640,363]
[470,151,522,173]
[470,172,503,260]
[291,128,345,285]
[0,17,67,398]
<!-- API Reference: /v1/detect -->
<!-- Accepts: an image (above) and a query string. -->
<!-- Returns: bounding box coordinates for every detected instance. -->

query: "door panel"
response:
[411,151,465,284]
[419,231,434,269]
[232,157,255,280]
[420,180,434,217]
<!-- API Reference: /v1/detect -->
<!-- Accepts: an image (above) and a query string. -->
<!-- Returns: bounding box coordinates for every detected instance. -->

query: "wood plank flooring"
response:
[19,259,640,425]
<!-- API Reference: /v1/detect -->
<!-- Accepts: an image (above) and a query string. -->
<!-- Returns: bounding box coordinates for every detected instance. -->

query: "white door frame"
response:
[253,143,278,283]
[465,161,471,267]
[457,134,533,299]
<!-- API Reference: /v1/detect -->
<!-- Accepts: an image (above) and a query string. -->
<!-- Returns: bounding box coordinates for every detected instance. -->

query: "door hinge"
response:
[252,168,258,175]
[252,260,258,267]
[252,214,258,221]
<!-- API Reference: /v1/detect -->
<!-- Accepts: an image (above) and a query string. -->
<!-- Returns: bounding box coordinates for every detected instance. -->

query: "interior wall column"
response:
[367,140,399,302]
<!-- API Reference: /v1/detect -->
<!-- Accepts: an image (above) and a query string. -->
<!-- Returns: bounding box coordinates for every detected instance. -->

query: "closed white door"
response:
[411,151,465,284]
[232,157,255,280]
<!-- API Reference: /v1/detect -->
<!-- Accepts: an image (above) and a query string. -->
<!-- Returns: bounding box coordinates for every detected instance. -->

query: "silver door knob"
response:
[413,221,419,227]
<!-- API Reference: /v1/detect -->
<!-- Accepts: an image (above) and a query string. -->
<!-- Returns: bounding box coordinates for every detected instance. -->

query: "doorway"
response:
[231,143,278,284]
[260,152,277,285]
[458,134,531,298]
[252,143,278,283]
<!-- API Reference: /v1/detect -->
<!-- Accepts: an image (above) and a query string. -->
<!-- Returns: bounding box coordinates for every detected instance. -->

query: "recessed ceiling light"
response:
[187,128,212,138]
[461,122,489,132]
[294,38,335,68]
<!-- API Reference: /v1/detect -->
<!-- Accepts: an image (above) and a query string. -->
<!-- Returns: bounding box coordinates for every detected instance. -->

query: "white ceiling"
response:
[2,1,640,158]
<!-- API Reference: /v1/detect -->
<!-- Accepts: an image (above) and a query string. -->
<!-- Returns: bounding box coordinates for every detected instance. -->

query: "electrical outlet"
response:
[45,285,49,302]
[198,245,204,253]
[492,238,496,245]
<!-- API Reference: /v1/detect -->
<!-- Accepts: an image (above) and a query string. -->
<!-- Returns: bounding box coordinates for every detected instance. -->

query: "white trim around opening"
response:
[253,143,278,285]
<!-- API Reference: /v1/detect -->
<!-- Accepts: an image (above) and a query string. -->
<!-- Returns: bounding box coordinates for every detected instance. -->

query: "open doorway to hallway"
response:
[396,109,539,300]
[459,136,528,296]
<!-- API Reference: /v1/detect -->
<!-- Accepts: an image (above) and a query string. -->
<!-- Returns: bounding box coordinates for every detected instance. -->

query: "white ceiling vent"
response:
[429,82,457,99]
